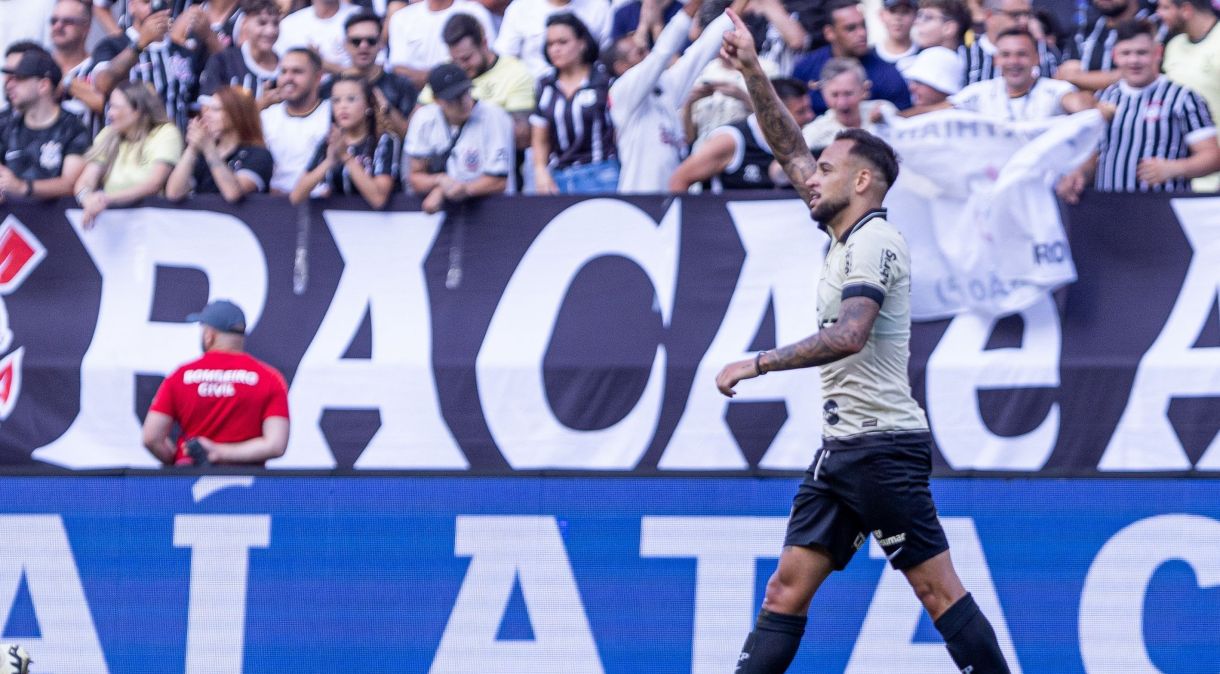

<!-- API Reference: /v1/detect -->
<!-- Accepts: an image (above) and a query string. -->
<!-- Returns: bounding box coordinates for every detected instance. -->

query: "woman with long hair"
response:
[530,13,618,194]
[167,86,275,202]
[75,80,184,228]
[291,73,400,209]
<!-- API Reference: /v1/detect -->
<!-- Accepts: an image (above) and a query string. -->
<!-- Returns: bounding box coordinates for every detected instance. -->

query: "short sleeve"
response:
[236,146,275,192]
[404,106,439,157]
[146,125,185,166]
[148,371,181,418]
[371,133,402,180]
[841,225,902,306]
[262,370,290,420]
[64,118,93,157]
[501,60,538,113]
[479,105,514,177]
[85,126,114,165]
[1181,90,1216,145]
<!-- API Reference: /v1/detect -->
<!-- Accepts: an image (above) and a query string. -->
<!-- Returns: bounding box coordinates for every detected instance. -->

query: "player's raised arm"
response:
[720,9,817,205]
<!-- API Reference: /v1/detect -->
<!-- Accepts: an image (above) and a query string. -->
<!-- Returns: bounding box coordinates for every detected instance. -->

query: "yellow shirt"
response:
[419,54,536,113]
[88,124,184,194]
[1163,22,1220,191]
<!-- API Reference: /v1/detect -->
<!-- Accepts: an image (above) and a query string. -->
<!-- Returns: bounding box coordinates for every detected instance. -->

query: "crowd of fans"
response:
[0,0,1216,215]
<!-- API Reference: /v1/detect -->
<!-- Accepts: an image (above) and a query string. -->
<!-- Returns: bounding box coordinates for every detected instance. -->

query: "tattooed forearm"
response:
[761,297,878,371]
[740,66,817,197]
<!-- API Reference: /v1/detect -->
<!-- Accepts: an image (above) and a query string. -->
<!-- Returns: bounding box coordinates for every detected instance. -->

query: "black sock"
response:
[735,609,807,673]
[933,593,1012,673]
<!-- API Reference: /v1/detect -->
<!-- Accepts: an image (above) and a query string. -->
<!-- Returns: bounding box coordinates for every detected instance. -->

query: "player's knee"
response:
[762,572,812,614]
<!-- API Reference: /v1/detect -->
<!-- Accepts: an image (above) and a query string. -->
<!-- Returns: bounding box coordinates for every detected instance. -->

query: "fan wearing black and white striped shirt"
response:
[961,0,1059,85]
[1055,0,1164,92]
[1057,19,1219,201]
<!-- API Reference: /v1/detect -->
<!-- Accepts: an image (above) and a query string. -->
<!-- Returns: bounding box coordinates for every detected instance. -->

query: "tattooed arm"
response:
[716,297,879,396]
[718,9,817,206]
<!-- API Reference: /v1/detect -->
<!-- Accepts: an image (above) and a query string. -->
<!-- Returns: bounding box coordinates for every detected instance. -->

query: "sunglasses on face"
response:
[50,16,87,26]
[348,36,378,47]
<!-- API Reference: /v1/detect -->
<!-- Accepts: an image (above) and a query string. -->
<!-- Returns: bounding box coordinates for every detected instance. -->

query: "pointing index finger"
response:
[725,8,749,30]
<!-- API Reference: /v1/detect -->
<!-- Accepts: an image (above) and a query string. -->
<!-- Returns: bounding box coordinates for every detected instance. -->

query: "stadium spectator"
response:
[1057,0,1162,92]
[1057,20,1218,200]
[901,45,961,111]
[609,0,737,193]
[90,1,124,36]
[275,0,359,73]
[531,14,617,194]
[406,63,513,213]
[199,0,282,104]
[49,0,105,127]
[801,57,894,153]
[90,0,206,132]
[911,0,971,51]
[875,0,918,73]
[166,85,274,202]
[740,0,811,77]
[0,0,56,74]
[261,47,331,193]
[335,12,417,139]
[387,0,497,89]
[610,0,683,42]
[682,56,763,151]
[494,0,611,78]
[962,0,1060,85]
[953,28,1079,120]
[292,74,400,208]
[669,77,813,192]
[75,80,184,228]
[180,0,245,55]
[0,46,91,202]
[1158,0,1220,191]
[143,299,290,467]
[793,0,912,115]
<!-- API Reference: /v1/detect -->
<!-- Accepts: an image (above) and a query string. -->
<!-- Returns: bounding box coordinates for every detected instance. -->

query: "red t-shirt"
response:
[149,350,290,465]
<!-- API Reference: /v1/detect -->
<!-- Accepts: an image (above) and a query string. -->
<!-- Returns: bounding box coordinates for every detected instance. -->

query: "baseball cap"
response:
[905,46,964,95]
[1,49,62,86]
[428,63,473,101]
[186,300,247,335]
[0,643,32,674]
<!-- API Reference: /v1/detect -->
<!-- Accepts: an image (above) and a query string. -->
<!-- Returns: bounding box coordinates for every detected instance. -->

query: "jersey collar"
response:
[831,208,888,242]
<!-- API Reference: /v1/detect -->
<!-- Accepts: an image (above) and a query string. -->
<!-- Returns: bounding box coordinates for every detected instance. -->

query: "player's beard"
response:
[812,193,850,224]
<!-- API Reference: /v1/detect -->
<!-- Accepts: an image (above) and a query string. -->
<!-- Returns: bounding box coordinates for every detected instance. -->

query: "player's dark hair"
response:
[344,11,382,34]
[994,27,1037,48]
[1114,18,1156,43]
[285,46,323,72]
[772,77,808,102]
[443,12,486,47]
[544,13,599,66]
[835,128,900,189]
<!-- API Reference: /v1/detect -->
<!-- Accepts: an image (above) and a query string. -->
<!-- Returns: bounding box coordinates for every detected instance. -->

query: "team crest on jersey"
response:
[39,141,63,172]
[0,216,46,421]
[1143,101,1163,122]
[461,148,481,174]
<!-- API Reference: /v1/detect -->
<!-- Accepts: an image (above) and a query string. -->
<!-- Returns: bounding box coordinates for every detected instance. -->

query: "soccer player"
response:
[714,9,1013,673]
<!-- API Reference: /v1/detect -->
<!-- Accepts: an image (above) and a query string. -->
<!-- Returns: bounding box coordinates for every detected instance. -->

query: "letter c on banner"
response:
[475,199,679,469]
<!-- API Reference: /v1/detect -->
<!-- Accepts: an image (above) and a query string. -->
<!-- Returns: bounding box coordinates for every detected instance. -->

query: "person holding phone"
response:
[199,0,283,106]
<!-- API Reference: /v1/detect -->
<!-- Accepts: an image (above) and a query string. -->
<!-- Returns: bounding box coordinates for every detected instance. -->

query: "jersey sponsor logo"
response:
[879,249,897,285]
[873,530,906,547]
[182,369,260,386]
[844,246,853,275]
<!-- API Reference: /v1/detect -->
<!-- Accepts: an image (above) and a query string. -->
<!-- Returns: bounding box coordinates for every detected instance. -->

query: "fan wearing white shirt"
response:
[261,48,332,193]
[952,28,1083,121]
[387,0,497,89]
[494,0,611,78]
[274,0,360,74]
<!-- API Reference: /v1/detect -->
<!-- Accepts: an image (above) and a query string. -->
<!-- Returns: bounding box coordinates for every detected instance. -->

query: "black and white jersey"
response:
[101,0,243,44]
[1095,76,1216,192]
[1065,9,1165,72]
[0,109,92,180]
[962,35,1060,85]
[190,144,274,194]
[91,28,206,131]
[304,132,401,196]
[199,44,279,100]
[708,115,782,192]
[530,66,616,170]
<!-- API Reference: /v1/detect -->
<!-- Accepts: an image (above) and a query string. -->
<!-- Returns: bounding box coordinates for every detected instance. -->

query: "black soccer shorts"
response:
[783,430,950,571]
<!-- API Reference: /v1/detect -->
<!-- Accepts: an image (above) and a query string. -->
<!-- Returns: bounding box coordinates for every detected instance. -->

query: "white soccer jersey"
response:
[260,100,333,193]
[405,100,516,192]
[610,11,732,194]
[274,3,361,68]
[951,77,1077,122]
[387,1,498,73]
[493,0,612,78]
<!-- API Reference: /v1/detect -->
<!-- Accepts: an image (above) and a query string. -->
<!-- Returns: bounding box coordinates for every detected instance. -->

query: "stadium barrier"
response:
[0,474,1214,673]
[1,192,1218,473]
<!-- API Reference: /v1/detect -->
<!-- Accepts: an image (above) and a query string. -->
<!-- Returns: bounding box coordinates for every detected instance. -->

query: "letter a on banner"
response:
[431,516,603,674]
[663,199,825,469]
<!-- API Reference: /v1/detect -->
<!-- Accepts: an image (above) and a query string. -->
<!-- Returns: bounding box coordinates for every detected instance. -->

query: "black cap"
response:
[428,63,473,101]
[186,300,247,335]
[1,50,62,86]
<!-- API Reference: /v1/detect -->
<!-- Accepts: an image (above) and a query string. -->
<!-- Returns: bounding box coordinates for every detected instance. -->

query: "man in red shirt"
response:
[142,300,290,467]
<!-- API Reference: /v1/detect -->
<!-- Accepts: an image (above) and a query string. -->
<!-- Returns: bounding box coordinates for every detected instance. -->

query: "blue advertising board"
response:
[0,476,1216,673]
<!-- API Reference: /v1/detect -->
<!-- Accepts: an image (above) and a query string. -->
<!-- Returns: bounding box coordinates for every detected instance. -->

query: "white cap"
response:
[0,644,31,674]
[905,47,964,95]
